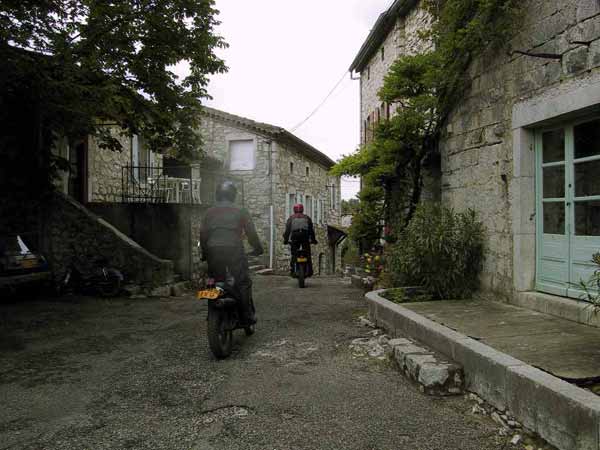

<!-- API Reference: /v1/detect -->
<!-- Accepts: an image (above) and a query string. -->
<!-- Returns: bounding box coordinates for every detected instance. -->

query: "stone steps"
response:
[388,337,464,396]
[358,315,464,396]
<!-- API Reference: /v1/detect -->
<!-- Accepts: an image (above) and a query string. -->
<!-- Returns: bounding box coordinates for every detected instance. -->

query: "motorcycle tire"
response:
[98,275,122,298]
[245,300,256,336]
[298,263,305,288]
[208,309,233,359]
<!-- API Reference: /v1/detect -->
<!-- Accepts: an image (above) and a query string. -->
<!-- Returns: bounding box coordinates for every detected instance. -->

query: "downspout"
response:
[268,140,274,269]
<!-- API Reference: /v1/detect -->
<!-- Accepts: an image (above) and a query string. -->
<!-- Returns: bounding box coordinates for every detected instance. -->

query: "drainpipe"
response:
[267,140,274,269]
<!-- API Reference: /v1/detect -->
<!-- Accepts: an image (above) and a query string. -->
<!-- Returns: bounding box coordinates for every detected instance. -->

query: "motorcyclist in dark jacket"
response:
[200,181,263,325]
[283,204,317,277]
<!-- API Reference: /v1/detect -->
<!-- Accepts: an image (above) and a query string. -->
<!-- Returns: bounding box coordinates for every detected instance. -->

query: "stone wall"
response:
[88,203,207,281]
[198,115,273,259]
[440,0,600,295]
[198,114,343,274]
[41,193,173,285]
[88,129,163,203]
[357,0,600,297]
[359,2,433,143]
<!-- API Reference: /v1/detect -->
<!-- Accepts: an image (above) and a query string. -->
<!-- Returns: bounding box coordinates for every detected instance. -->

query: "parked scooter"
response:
[198,273,255,359]
[59,257,123,298]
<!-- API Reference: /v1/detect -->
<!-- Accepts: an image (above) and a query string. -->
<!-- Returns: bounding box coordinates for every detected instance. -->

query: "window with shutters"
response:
[287,193,296,218]
[228,139,255,171]
[305,194,313,217]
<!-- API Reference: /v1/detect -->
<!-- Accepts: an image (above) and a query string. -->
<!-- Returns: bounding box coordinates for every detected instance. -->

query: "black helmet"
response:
[215,180,237,202]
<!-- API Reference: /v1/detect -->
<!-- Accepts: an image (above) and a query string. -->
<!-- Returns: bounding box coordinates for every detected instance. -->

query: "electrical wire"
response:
[289,70,349,132]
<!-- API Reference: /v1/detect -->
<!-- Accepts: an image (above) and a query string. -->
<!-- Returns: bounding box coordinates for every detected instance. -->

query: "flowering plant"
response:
[363,252,385,277]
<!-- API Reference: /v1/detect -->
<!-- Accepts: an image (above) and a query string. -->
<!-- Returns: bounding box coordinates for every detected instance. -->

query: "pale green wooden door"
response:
[536,118,600,299]
[536,128,569,296]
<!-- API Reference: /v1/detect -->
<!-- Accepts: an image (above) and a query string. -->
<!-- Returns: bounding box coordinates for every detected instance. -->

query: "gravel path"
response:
[1,275,511,449]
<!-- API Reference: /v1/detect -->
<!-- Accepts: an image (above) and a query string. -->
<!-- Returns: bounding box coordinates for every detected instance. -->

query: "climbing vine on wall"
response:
[331,0,520,247]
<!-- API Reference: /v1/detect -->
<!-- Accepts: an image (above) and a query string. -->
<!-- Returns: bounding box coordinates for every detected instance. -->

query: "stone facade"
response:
[353,0,600,299]
[53,128,162,203]
[88,130,162,203]
[359,4,433,145]
[198,109,343,274]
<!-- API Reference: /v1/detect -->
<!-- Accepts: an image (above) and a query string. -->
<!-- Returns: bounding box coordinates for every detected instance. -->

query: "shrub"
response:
[341,240,361,267]
[386,202,485,299]
[578,252,600,312]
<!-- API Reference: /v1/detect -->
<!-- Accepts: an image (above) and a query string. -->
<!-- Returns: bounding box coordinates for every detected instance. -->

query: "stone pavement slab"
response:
[404,300,600,381]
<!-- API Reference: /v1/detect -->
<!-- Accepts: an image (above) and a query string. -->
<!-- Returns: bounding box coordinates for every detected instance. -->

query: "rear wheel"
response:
[207,309,232,359]
[298,263,305,288]
[98,274,122,298]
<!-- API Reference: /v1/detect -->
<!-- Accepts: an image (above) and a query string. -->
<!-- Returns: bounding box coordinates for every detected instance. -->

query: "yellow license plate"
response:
[21,259,37,269]
[297,257,308,263]
[197,289,220,300]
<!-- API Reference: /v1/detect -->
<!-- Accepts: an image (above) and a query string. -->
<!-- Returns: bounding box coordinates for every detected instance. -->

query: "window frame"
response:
[227,138,256,172]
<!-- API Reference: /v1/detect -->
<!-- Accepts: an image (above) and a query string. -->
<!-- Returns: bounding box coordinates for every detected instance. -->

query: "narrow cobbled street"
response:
[1,276,509,450]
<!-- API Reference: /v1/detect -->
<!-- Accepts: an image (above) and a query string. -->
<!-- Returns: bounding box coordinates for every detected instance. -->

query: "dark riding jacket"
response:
[283,213,317,244]
[200,201,263,256]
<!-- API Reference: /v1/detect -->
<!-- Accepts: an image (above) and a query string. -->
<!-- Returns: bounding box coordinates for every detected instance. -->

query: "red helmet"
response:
[293,203,304,214]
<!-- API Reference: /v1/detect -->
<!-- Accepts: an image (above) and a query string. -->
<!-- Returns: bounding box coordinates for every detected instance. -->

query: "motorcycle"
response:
[59,257,124,298]
[291,245,311,289]
[198,274,255,359]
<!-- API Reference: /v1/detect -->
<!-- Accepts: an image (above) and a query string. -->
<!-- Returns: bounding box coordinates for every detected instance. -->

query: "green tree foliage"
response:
[341,198,359,216]
[0,0,227,222]
[332,0,519,243]
[387,202,485,299]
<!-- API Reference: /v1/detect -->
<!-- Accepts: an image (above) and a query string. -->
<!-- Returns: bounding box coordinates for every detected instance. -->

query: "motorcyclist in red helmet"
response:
[283,203,318,277]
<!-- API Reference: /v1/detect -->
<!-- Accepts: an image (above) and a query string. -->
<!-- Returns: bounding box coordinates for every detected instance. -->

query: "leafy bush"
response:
[386,202,485,299]
[579,253,600,312]
[341,240,361,267]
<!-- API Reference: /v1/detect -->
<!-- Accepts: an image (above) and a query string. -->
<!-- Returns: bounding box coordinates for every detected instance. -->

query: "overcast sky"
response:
[200,0,394,199]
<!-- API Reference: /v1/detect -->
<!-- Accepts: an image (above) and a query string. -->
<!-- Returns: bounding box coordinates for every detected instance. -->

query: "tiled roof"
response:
[201,106,336,168]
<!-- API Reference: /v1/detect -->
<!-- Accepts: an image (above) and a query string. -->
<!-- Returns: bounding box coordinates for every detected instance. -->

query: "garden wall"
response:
[41,193,173,285]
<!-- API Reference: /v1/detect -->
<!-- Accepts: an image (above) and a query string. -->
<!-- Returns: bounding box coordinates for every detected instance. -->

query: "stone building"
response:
[53,129,163,204]
[199,107,344,274]
[350,0,600,306]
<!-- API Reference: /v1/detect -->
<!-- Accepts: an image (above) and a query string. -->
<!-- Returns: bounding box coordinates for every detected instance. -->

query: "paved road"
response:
[1,276,511,449]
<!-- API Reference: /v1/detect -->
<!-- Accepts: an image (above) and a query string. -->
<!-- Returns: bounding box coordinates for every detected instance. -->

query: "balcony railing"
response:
[121,165,244,205]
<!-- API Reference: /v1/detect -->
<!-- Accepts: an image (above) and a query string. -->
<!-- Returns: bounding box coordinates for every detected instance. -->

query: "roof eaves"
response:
[200,106,336,169]
[278,131,336,169]
[349,0,418,73]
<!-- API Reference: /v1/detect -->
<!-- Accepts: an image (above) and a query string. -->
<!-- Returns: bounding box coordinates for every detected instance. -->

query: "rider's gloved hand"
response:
[311,240,318,245]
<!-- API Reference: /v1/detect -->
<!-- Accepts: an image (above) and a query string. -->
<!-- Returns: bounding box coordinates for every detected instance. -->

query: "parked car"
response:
[0,234,51,296]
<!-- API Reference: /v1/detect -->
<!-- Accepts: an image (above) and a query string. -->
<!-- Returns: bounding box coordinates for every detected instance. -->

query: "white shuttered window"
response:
[229,140,255,171]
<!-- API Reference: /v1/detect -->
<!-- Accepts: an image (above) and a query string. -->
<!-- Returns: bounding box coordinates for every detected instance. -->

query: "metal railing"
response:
[120,165,244,206]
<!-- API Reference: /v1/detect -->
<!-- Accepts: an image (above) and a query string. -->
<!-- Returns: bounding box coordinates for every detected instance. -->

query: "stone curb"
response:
[386,337,464,396]
[366,289,600,450]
